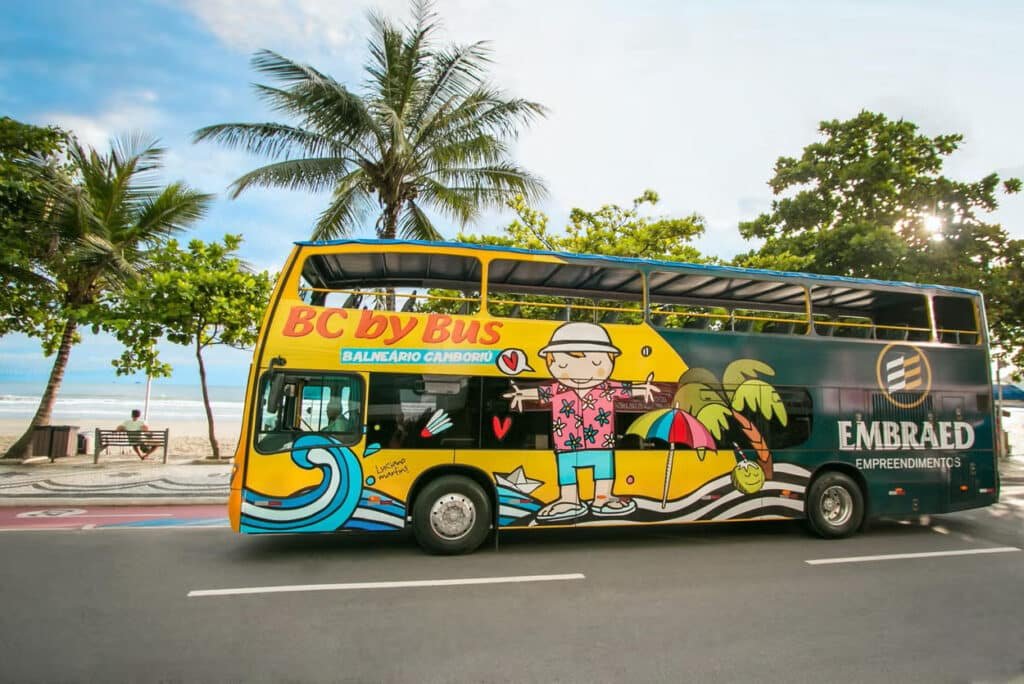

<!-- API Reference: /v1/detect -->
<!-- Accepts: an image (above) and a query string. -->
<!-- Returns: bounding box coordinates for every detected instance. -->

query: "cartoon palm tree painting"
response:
[673,359,788,485]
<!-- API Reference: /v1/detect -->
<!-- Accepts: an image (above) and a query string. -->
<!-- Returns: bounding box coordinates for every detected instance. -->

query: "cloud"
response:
[42,93,168,150]
[178,0,398,58]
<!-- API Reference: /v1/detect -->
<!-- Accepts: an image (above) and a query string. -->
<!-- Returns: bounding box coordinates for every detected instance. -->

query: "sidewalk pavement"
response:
[1,452,1022,507]
[0,452,230,506]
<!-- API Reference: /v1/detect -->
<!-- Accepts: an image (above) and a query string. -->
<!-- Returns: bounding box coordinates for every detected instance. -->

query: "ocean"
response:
[0,381,246,426]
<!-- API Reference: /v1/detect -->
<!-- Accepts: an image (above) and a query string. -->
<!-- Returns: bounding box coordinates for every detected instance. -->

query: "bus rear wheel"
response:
[806,471,864,539]
[412,475,491,555]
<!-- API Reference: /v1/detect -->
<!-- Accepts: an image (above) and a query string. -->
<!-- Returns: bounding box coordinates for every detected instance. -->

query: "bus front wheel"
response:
[806,471,864,539]
[412,475,491,555]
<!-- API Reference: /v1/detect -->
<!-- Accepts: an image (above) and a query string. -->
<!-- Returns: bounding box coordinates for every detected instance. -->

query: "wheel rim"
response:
[819,485,853,527]
[429,493,476,541]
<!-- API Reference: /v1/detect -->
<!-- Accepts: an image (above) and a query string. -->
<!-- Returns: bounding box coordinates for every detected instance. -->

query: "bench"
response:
[94,429,169,463]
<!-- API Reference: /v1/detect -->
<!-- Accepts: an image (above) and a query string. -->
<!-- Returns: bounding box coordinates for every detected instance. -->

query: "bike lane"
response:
[0,505,228,531]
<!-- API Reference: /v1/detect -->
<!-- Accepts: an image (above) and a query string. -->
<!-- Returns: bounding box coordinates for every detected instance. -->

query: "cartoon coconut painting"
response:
[673,359,788,491]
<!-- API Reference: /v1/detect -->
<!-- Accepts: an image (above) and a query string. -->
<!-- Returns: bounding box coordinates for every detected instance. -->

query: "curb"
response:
[0,497,227,507]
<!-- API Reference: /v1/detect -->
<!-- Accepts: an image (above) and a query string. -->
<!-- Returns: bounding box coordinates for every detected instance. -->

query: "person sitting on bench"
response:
[117,409,157,460]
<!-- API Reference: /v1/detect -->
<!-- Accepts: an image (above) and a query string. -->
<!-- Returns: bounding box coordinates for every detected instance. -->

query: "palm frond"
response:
[398,200,442,240]
[426,162,548,205]
[410,41,491,131]
[251,82,380,149]
[228,156,355,198]
[250,49,332,88]
[311,170,375,240]
[133,183,213,243]
[193,122,335,159]
[416,89,547,149]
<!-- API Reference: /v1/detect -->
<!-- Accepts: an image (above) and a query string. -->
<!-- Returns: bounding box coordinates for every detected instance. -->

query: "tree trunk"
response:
[731,409,773,479]
[380,202,398,240]
[196,341,220,459]
[3,318,78,460]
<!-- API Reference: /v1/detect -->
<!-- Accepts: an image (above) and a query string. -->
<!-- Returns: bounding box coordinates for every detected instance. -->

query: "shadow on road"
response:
[224,516,950,561]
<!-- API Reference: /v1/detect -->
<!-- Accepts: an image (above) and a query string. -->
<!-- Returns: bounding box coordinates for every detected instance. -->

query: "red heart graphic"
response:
[500,351,517,369]
[492,415,512,441]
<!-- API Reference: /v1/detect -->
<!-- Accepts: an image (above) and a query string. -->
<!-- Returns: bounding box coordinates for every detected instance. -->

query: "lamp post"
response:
[143,375,152,423]
[995,353,1005,459]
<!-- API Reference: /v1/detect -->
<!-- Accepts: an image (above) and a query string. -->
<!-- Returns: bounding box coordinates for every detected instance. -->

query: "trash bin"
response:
[30,426,54,458]
[76,432,90,455]
[48,426,79,460]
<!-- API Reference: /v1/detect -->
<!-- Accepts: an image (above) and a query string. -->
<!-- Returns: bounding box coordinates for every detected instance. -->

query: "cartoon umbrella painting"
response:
[627,404,716,509]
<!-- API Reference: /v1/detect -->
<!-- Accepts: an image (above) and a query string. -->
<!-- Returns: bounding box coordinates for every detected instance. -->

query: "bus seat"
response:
[600,310,619,324]
[401,291,418,313]
[342,293,363,309]
[650,314,667,327]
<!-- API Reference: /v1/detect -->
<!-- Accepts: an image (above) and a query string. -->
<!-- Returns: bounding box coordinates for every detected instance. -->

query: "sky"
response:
[2,0,1023,391]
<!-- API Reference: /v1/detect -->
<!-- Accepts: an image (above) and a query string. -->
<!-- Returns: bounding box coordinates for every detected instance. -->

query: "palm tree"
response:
[673,360,789,479]
[194,0,547,241]
[2,136,212,460]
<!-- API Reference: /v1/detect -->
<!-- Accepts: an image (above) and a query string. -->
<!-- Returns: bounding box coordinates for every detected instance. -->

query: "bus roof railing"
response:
[293,238,982,299]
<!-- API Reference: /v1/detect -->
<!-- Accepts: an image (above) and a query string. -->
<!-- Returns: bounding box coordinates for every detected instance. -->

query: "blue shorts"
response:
[556,449,614,486]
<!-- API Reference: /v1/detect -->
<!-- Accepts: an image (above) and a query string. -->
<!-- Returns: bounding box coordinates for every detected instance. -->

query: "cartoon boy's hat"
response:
[538,322,621,356]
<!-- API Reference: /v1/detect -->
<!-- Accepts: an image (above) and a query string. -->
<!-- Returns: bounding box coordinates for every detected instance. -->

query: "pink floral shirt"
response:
[537,381,633,453]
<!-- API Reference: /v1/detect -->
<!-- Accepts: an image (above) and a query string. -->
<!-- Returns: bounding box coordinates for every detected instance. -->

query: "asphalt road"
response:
[1,504,1023,683]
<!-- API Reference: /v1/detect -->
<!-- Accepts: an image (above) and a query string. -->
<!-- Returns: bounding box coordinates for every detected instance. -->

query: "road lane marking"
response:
[806,547,1020,565]
[75,513,174,518]
[188,573,587,598]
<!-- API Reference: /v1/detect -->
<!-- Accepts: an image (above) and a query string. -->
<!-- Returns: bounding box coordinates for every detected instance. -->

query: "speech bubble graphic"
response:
[496,348,534,376]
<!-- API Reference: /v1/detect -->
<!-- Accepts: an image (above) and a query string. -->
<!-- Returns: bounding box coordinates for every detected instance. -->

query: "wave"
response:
[0,393,246,422]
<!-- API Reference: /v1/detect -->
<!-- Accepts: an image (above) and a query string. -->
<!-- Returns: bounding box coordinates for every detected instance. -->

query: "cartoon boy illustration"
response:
[504,322,659,522]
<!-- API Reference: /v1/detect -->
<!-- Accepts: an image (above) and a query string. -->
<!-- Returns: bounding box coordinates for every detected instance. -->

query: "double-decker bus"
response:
[228,239,999,554]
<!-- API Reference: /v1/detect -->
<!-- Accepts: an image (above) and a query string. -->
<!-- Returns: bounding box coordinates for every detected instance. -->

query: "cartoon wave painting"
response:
[498,463,812,528]
[495,466,544,526]
[240,435,406,533]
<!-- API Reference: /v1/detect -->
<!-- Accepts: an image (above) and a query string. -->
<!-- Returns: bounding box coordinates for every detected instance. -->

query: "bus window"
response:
[934,296,980,344]
[367,374,481,449]
[255,372,363,452]
[481,378,552,449]
[299,251,483,312]
[812,286,930,341]
[647,271,808,334]
[647,303,730,332]
[488,259,643,323]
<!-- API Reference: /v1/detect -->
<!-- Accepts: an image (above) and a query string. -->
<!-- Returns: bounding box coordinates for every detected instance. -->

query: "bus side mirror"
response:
[267,373,286,415]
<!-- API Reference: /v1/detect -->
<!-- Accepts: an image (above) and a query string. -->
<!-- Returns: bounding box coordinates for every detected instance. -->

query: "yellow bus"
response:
[228,239,998,553]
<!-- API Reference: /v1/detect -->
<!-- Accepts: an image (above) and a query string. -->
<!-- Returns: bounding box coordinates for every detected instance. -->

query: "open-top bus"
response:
[228,239,999,554]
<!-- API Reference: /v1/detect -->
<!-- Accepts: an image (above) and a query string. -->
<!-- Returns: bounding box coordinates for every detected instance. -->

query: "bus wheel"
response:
[412,475,491,555]
[806,471,864,539]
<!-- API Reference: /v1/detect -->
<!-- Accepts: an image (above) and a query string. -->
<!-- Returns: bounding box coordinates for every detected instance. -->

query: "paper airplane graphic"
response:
[495,466,544,495]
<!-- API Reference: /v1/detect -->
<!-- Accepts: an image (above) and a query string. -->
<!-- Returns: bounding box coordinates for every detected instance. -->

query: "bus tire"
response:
[412,475,491,555]
[805,471,864,539]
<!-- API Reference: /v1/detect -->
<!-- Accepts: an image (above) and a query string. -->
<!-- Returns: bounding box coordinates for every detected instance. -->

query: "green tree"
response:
[195,0,547,241]
[417,191,709,318]
[739,110,1021,361]
[105,236,273,459]
[461,191,709,261]
[0,117,69,339]
[2,136,212,460]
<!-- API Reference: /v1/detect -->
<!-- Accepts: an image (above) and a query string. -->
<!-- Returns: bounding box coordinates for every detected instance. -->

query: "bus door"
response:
[941,393,991,509]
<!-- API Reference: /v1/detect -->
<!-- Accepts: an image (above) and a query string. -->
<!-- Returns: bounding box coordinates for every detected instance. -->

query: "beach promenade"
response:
[0,452,231,506]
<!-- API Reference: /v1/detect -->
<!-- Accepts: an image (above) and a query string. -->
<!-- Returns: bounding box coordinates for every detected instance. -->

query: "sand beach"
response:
[0,417,242,461]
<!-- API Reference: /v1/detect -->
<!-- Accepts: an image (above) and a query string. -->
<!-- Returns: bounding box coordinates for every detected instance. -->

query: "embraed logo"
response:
[875,343,932,409]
